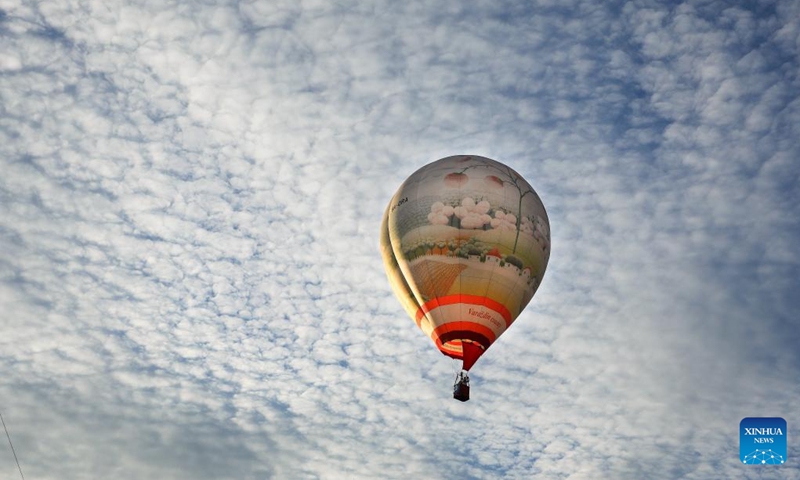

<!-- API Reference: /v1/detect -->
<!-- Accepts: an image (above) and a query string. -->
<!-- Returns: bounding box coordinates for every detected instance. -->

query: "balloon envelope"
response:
[381,155,550,370]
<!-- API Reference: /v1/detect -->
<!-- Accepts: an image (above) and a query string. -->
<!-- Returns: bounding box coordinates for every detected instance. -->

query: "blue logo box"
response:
[740,417,787,465]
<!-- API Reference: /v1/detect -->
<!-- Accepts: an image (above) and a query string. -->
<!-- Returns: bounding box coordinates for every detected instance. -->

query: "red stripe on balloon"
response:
[415,294,512,327]
[431,325,492,370]
[431,321,496,347]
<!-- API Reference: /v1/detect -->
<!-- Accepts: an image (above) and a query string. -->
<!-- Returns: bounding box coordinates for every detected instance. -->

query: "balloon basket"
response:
[453,371,470,402]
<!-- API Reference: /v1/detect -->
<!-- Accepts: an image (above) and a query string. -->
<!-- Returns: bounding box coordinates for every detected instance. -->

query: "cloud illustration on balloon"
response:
[428,201,455,225]
[490,211,517,232]
[429,197,495,229]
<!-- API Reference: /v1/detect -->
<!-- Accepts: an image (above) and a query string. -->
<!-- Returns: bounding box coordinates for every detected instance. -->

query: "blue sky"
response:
[1,0,799,478]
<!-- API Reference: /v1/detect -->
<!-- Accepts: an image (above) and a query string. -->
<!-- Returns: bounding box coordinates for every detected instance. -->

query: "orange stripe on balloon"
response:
[435,338,464,355]
[438,342,462,354]
[436,339,463,356]
[439,346,462,361]
[415,294,512,327]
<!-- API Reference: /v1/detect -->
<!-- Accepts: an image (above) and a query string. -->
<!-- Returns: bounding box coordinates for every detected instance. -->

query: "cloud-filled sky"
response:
[1,0,799,478]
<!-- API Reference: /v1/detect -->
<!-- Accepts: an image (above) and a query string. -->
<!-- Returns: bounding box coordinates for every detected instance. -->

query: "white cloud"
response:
[1,0,799,478]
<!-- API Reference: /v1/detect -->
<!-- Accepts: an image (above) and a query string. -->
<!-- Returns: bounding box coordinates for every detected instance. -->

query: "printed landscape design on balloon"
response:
[384,155,550,354]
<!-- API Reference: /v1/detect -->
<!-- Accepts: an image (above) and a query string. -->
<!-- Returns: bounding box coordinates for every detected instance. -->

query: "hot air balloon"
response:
[380,155,550,401]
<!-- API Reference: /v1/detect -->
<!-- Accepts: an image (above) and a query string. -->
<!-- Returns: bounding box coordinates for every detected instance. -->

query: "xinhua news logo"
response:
[740,417,787,465]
